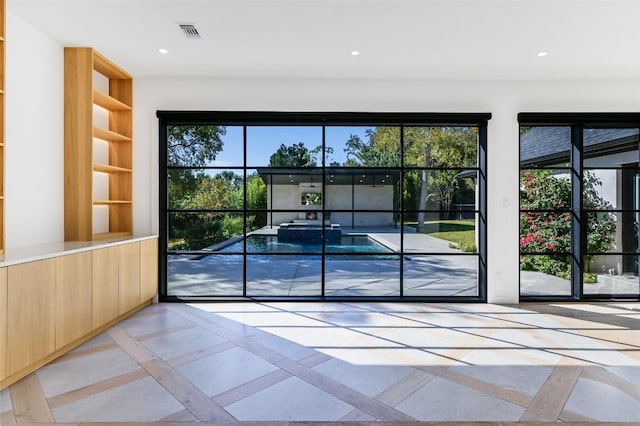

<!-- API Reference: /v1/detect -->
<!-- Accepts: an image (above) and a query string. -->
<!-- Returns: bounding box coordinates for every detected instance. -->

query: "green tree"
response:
[246,172,267,229]
[269,142,317,167]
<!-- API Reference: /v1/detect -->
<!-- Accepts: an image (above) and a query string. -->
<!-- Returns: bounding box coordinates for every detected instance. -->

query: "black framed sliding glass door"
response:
[158,112,489,301]
[519,113,640,301]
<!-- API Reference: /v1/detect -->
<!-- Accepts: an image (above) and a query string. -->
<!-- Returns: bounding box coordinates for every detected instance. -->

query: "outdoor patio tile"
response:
[395,377,525,421]
[225,376,354,421]
[51,376,184,422]
[563,377,640,422]
[175,346,279,397]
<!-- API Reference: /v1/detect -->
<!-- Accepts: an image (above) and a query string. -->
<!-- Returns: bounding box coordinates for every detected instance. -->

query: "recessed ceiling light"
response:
[537,51,548,57]
[158,48,168,54]
[351,50,360,56]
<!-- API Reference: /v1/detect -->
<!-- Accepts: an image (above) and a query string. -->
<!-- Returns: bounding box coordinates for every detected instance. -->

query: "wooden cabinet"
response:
[64,47,133,241]
[91,246,119,328]
[1,238,157,389]
[140,238,158,302]
[0,267,6,381]
[0,0,5,253]
[6,259,56,376]
[118,243,140,314]
[55,252,91,349]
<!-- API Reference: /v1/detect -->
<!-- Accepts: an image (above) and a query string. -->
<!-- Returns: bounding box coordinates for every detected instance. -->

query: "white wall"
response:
[5,13,64,248]
[135,77,640,303]
[6,12,640,301]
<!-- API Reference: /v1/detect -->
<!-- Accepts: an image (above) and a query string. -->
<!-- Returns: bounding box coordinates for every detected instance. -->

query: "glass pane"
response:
[168,169,244,210]
[583,128,639,168]
[404,217,477,253]
[586,211,639,254]
[325,126,400,167]
[403,170,477,211]
[584,255,639,295]
[247,231,322,254]
[168,125,242,167]
[169,212,244,251]
[520,126,571,167]
[403,255,478,296]
[520,255,572,296]
[259,210,328,229]
[520,212,572,253]
[259,168,323,210]
[325,235,397,254]
[583,169,640,210]
[167,254,243,296]
[246,255,321,296]
[520,169,571,210]
[403,126,478,168]
[246,126,322,167]
[325,255,400,296]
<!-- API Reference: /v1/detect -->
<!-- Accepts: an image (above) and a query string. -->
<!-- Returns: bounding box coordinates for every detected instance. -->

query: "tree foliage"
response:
[269,142,318,167]
[520,169,616,278]
[167,125,225,166]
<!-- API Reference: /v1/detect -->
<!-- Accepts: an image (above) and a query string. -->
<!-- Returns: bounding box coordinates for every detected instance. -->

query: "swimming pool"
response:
[219,235,394,255]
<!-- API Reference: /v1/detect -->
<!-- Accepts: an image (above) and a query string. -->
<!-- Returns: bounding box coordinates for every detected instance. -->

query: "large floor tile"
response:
[217,311,328,327]
[141,327,227,360]
[449,364,553,397]
[395,377,526,421]
[312,358,414,397]
[259,326,402,348]
[320,347,455,367]
[368,326,517,349]
[37,347,142,398]
[176,346,279,396]
[225,376,354,421]
[252,333,318,361]
[564,377,640,422]
[117,310,194,337]
[302,311,426,327]
[51,376,184,422]
[0,388,12,412]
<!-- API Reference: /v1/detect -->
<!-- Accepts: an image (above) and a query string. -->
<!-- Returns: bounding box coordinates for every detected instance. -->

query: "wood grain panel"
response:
[6,259,56,375]
[55,252,92,349]
[118,242,140,314]
[64,47,94,241]
[91,246,119,328]
[139,238,158,302]
[0,267,6,381]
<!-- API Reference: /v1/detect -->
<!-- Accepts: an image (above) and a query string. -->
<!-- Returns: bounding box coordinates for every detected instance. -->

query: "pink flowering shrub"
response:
[520,169,615,278]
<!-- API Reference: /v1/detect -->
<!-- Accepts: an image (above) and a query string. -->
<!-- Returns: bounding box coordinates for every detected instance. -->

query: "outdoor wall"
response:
[5,12,64,248]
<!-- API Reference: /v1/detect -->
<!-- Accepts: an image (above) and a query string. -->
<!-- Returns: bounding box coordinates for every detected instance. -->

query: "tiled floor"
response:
[1,301,640,424]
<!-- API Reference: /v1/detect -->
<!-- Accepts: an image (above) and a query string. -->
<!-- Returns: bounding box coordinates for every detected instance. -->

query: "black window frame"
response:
[519,113,640,302]
[158,111,489,302]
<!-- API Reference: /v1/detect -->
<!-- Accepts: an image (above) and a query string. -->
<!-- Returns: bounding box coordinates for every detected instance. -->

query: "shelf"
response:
[93,89,132,111]
[93,163,132,173]
[93,126,131,142]
[93,200,132,205]
[93,232,133,241]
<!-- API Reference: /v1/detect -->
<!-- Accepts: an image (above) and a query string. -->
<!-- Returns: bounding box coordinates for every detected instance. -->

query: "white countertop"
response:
[0,235,158,267]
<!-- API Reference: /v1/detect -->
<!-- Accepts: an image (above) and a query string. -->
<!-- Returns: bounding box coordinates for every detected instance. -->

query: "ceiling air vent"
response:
[178,24,201,39]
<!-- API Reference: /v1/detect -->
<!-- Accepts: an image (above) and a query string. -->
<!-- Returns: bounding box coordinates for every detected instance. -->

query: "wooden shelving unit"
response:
[0,0,5,253]
[64,48,133,241]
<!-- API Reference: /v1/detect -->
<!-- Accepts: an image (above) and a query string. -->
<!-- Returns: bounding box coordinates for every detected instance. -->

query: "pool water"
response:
[220,235,394,255]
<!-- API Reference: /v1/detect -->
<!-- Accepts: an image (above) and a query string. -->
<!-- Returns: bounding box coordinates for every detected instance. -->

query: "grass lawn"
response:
[406,220,476,252]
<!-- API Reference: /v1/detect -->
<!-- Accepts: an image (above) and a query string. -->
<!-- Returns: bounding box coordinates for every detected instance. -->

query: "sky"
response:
[211,126,374,168]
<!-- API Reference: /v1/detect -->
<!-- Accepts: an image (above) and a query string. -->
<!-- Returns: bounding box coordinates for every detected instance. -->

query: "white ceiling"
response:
[7,0,640,80]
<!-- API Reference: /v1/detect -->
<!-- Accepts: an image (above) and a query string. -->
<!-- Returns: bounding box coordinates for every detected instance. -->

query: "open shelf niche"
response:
[64,48,133,241]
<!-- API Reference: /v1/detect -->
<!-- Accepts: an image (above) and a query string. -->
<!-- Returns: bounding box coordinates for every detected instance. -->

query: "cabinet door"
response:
[0,267,7,381]
[56,252,91,349]
[91,246,119,328]
[7,259,56,376]
[140,238,158,302]
[118,242,140,314]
